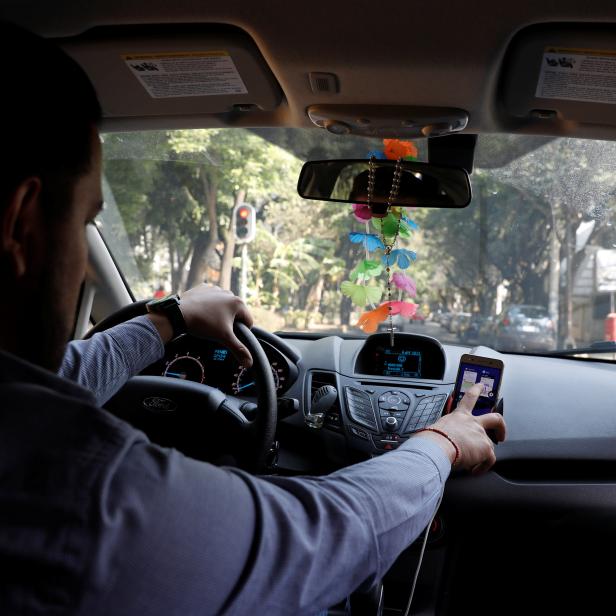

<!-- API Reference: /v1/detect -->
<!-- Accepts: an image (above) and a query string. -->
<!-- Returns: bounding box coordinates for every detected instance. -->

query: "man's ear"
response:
[1,177,43,278]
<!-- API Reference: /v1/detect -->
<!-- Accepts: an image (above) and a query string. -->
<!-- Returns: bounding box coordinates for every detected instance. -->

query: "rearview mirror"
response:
[297,159,472,210]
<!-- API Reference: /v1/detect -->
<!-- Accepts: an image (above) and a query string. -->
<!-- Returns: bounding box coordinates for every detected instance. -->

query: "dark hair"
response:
[0,22,102,217]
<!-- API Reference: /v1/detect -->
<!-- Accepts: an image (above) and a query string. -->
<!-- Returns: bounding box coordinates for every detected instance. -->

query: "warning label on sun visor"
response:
[123,51,248,98]
[536,47,616,105]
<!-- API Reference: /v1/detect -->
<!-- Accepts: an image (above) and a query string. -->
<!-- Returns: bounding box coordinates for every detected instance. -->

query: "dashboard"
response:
[135,327,616,614]
[141,330,457,458]
[139,328,616,472]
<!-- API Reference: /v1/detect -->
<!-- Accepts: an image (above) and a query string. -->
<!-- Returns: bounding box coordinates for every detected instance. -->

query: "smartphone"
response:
[451,354,504,416]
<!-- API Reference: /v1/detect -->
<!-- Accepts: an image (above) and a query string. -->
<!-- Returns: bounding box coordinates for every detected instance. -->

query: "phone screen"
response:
[453,360,502,416]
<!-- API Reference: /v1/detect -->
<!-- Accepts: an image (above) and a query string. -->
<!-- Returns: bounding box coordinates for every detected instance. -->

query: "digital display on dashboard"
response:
[374,346,422,378]
[355,333,445,380]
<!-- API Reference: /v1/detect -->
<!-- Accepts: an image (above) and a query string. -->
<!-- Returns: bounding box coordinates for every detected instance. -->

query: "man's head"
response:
[0,22,103,371]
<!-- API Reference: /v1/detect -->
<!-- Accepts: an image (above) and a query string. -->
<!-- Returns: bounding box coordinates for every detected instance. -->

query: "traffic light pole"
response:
[240,243,248,302]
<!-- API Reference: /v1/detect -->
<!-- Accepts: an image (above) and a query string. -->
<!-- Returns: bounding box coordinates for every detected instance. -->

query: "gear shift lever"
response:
[305,385,338,429]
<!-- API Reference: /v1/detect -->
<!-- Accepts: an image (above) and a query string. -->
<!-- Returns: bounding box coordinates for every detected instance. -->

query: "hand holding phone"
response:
[451,354,504,416]
[421,381,507,473]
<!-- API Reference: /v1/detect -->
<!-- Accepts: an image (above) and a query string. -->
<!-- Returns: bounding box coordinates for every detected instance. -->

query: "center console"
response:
[306,333,452,456]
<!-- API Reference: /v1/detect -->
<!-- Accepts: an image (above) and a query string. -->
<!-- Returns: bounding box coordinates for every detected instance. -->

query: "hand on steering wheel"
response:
[146,285,255,368]
[86,291,277,473]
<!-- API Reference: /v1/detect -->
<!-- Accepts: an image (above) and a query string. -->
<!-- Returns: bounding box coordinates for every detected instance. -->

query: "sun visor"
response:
[501,24,616,128]
[57,26,283,119]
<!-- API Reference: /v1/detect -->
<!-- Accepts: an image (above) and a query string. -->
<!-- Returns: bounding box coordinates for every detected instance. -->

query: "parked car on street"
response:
[493,304,556,352]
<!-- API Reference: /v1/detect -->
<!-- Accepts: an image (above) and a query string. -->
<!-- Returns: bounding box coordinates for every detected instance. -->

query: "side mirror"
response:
[297,159,472,210]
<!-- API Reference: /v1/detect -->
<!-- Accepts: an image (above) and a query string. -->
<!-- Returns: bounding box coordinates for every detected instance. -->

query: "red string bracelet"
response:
[415,427,461,467]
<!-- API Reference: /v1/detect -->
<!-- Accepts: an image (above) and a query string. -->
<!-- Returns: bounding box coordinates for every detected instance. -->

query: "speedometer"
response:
[163,353,205,384]
[232,361,287,395]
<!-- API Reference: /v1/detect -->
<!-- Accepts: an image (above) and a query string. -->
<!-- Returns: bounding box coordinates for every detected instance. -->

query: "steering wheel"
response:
[86,300,277,473]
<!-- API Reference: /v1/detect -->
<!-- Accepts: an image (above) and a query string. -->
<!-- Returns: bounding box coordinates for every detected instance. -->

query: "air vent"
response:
[309,371,342,431]
[308,72,339,94]
[359,381,436,391]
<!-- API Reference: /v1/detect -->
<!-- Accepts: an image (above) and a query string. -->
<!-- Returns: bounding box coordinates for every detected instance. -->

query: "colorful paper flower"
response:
[352,203,372,222]
[372,213,400,237]
[355,300,418,332]
[350,259,383,283]
[403,216,419,230]
[391,272,416,296]
[340,281,382,306]
[383,139,418,161]
[356,304,390,333]
[367,149,386,160]
[387,300,418,317]
[382,248,417,269]
[348,232,385,252]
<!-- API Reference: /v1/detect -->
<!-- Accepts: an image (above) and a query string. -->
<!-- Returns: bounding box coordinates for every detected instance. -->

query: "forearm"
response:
[227,436,450,614]
[90,423,451,616]
[59,316,165,406]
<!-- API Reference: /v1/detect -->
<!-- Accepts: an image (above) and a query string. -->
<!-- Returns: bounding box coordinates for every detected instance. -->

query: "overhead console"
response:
[354,332,446,380]
[500,23,616,131]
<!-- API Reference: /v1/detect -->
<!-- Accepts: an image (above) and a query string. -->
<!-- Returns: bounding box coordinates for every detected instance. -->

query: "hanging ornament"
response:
[339,138,422,345]
[383,139,418,161]
[391,272,417,296]
[340,281,382,306]
[352,203,373,222]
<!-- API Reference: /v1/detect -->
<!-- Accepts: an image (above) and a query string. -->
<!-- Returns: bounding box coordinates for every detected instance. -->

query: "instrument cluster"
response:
[142,335,296,397]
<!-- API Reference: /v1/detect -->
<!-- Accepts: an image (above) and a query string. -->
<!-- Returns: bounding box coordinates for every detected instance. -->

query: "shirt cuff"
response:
[132,315,166,359]
[398,435,452,483]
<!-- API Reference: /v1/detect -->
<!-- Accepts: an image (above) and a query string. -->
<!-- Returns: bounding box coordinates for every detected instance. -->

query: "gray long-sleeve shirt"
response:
[0,319,451,614]
[59,316,165,406]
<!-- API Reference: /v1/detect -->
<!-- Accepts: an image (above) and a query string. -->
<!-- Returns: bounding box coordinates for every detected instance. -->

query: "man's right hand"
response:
[413,383,507,474]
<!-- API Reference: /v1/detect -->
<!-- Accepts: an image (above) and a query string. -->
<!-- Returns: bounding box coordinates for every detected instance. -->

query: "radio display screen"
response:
[374,346,422,378]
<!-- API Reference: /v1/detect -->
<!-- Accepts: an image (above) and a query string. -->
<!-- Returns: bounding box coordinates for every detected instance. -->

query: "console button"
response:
[384,416,398,432]
[378,396,410,412]
[372,433,402,450]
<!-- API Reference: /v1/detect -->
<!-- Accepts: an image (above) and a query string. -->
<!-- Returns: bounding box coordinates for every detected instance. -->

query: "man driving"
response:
[0,22,506,615]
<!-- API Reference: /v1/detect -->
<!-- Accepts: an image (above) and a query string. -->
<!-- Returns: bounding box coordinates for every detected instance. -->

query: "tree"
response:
[492,137,616,344]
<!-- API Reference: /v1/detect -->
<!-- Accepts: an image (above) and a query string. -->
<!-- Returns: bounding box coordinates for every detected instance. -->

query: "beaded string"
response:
[367,156,404,346]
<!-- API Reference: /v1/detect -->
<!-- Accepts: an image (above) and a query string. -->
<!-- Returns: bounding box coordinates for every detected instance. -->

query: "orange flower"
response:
[383,139,418,160]
[355,304,390,333]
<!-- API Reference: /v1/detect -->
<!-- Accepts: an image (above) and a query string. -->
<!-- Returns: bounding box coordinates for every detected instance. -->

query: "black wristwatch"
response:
[146,293,187,339]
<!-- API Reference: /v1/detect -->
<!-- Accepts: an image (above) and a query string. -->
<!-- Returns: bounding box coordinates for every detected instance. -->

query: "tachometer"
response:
[232,361,287,395]
[163,353,205,384]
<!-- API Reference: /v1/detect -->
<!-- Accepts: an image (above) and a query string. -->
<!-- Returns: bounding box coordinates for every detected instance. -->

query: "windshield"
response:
[98,129,616,354]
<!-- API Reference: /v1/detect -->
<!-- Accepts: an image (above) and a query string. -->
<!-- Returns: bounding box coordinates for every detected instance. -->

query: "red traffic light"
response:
[233,203,255,243]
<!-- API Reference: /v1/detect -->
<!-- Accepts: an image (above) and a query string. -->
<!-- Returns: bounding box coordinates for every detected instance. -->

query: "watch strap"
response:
[146,294,187,339]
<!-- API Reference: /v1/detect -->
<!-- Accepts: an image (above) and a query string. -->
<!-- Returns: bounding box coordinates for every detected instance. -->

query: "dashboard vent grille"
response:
[359,381,436,391]
[309,371,342,431]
